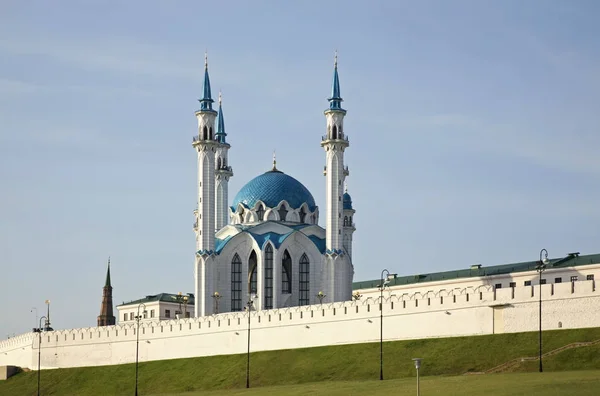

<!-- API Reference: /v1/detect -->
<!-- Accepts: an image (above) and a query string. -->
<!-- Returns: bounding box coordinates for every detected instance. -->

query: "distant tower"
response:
[193,54,219,317]
[215,92,233,230]
[97,258,115,326]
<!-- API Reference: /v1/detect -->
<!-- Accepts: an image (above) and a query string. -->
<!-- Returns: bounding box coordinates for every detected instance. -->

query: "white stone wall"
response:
[2,277,598,370]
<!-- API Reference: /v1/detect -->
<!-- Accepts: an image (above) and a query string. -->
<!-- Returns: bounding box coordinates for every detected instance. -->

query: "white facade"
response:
[1,262,598,370]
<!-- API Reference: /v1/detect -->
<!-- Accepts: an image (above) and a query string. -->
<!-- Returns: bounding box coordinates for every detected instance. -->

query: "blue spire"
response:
[328,51,345,111]
[216,91,227,143]
[198,53,215,111]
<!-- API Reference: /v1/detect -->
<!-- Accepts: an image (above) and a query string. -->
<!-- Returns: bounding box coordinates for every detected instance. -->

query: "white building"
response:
[118,293,194,323]
[191,54,355,317]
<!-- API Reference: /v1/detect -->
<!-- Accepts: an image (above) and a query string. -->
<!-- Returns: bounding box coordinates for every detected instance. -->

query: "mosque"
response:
[191,55,355,317]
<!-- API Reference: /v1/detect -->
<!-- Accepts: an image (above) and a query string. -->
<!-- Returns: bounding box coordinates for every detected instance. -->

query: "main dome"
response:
[232,170,316,211]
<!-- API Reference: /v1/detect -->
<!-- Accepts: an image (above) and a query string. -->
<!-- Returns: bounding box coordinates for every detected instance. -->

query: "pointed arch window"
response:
[202,126,208,140]
[256,205,265,221]
[278,204,288,222]
[299,207,306,223]
[248,251,257,294]
[332,125,338,140]
[299,254,310,305]
[231,254,242,311]
[344,216,348,226]
[209,126,213,140]
[264,244,273,309]
[217,157,222,169]
[282,250,292,294]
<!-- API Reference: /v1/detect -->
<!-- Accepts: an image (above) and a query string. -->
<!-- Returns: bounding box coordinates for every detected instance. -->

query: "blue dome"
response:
[232,170,316,211]
[343,192,353,210]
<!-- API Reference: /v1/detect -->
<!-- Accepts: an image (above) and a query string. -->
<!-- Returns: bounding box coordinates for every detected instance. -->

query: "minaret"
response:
[342,183,356,259]
[321,52,349,253]
[97,258,115,326]
[215,92,233,231]
[193,54,219,317]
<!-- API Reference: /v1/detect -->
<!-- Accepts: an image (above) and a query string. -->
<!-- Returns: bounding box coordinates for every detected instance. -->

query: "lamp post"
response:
[379,269,391,380]
[246,294,256,388]
[352,291,362,303]
[34,315,47,396]
[537,249,549,373]
[316,291,326,305]
[183,295,189,318]
[412,358,422,396]
[134,302,147,396]
[212,292,222,315]
[44,300,52,331]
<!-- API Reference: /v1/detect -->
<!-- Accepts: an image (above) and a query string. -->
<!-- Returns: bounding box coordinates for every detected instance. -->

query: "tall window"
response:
[264,244,273,309]
[299,253,310,305]
[278,204,288,221]
[256,205,265,221]
[299,207,306,223]
[231,254,242,311]
[248,251,257,294]
[282,250,292,294]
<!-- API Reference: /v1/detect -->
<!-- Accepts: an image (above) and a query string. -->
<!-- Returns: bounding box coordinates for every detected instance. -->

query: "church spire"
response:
[105,257,111,287]
[215,91,227,143]
[328,50,345,112]
[98,257,115,326]
[199,52,215,111]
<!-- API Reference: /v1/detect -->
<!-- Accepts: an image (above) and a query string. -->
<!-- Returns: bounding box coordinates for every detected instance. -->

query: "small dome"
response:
[343,192,353,210]
[232,170,316,211]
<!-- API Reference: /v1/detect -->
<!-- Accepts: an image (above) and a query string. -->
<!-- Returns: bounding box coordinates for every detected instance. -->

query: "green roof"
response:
[117,293,195,307]
[353,252,600,290]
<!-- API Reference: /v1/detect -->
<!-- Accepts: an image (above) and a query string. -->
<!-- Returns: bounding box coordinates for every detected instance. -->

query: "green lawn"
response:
[2,328,600,396]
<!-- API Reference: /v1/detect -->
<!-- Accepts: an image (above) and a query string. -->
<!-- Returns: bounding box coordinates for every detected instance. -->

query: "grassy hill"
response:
[2,327,600,395]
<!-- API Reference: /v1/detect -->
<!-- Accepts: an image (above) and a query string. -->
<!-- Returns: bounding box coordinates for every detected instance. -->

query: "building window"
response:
[299,254,310,305]
[299,207,306,223]
[278,204,287,221]
[524,280,532,286]
[124,313,127,321]
[256,205,265,221]
[231,253,242,311]
[264,244,274,309]
[587,274,595,281]
[555,277,562,283]
[509,282,516,288]
[540,279,547,285]
[249,250,257,294]
[282,250,292,294]
[129,312,134,320]
[150,310,155,318]
[495,283,502,289]
[143,310,147,319]
[165,309,171,318]
[570,276,578,282]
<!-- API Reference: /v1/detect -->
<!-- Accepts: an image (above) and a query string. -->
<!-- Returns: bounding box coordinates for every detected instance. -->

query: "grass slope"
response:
[1,327,600,396]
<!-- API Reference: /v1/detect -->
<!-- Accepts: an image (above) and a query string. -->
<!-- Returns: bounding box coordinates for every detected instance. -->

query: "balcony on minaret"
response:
[321,134,349,143]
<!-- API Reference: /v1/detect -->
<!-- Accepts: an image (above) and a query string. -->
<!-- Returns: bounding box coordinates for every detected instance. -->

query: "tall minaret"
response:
[215,92,233,231]
[342,183,356,259]
[193,54,219,317]
[97,258,115,326]
[321,52,349,254]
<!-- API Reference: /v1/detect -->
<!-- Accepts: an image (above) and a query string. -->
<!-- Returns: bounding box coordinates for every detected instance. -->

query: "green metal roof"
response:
[352,252,600,290]
[117,293,195,307]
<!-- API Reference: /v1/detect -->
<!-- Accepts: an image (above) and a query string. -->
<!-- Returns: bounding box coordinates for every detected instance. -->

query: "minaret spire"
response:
[272,150,278,171]
[199,52,214,111]
[215,91,227,144]
[328,50,344,112]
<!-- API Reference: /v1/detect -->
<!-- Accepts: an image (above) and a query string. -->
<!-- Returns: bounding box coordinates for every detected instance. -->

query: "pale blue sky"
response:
[1,0,599,337]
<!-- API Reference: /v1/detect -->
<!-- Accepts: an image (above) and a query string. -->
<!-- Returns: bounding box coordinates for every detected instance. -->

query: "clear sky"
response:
[1,0,599,337]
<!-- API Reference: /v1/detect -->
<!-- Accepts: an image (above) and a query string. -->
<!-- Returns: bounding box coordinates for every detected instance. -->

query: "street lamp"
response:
[537,249,549,373]
[212,292,222,315]
[316,291,326,305]
[379,269,392,380]
[134,302,147,396]
[412,358,422,396]
[246,294,256,389]
[33,315,47,396]
[44,300,52,331]
[183,295,189,318]
[352,291,362,303]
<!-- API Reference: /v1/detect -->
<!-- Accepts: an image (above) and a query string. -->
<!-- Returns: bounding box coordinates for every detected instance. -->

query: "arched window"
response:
[299,207,306,223]
[344,216,348,226]
[299,254,310,305]
[264,244,273,309]
[282,250,292,294]
[248,251,257,294]
[202,126,208,140]
[332,125,338,140]
[256,205,265,221]
[209,126,213,139]
[217,157,222,169]
[231,254,242,311]
[278,204,287,222]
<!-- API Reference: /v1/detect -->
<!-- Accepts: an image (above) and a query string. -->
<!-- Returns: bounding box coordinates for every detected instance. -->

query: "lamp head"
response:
[412,358,422,369]
[542,257,550,265]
